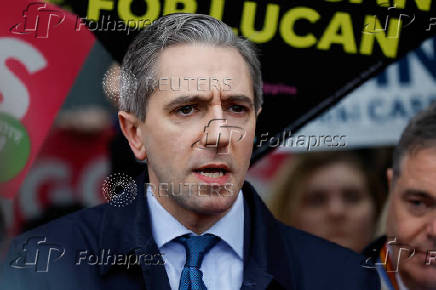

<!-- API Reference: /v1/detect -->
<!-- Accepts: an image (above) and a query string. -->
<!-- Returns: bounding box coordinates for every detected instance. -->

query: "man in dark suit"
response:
[363,103,436,290]
[1,13,379,289]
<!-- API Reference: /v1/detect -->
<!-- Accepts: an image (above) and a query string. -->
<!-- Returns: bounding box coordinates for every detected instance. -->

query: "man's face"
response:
[127,44,257,216]
[386,148,436,289]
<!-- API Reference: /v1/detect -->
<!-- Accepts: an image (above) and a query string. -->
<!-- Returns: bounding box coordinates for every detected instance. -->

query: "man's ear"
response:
[256,107,262,118]
[118,111,147,161]
[387,168,394,190]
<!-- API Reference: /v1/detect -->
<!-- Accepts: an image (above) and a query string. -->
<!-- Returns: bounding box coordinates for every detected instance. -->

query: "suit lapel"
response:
[241,181,296,290]
[133,170,171,290]
[137,239,171,290]
[100,170,172,290]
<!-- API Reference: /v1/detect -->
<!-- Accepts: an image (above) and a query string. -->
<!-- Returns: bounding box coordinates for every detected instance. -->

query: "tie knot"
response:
[175,234,221,268]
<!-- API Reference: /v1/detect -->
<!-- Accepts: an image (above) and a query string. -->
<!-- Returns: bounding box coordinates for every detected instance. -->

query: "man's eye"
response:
[407,199,428,215]
[175,105,196,116]
[409,199,424,207]
[229,104,248,113]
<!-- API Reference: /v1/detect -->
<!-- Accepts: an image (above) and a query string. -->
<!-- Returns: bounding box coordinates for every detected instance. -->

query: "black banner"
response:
[69,0,436,162]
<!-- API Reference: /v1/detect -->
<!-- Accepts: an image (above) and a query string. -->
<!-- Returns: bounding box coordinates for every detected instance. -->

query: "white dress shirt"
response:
[146,185,244,290]
[396,272,409,290]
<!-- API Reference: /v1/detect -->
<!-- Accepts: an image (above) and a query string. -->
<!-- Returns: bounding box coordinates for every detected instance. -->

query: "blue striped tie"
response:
[175,234,221,290]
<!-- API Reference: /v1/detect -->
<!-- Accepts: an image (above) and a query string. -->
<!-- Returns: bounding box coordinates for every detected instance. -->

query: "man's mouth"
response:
[192,164,231,184]
[194,168,228,178]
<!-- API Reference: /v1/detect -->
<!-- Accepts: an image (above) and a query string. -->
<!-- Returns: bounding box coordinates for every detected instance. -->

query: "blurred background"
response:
[1,0,436,258]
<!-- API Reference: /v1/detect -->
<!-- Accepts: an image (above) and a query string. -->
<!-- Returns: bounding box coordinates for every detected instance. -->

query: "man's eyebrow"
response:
[222,95,254,108]
[402,189,436,202]
[163,95,212,111]
[163,94,254,111]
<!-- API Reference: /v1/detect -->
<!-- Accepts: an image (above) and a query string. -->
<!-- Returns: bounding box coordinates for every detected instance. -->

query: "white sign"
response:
[284,37,436,151]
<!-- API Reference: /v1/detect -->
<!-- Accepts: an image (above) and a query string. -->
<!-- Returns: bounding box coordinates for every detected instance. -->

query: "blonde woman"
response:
[269,151,386,252]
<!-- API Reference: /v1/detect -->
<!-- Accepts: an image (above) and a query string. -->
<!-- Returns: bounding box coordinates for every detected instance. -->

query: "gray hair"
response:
[393,101,436,178]
[120,13,263,121]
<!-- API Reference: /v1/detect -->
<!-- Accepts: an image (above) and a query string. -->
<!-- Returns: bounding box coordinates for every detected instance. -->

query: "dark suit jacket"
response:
[1,171,380,289]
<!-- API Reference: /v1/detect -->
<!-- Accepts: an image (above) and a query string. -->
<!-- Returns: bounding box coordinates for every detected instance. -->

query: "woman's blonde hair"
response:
[268,151,385,226]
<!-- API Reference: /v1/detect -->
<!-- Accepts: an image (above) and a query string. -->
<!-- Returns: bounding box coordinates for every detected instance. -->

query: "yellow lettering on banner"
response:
[209,0,225,20]
[241,2,279,43]
[87,0,114,21]
[317,12,357,54]
[280,7,319,48]
[360,16,402,58]
[163,0,197,14]
[324,0,363,2]
[393,0,432,11]
[118,0,160,28]
[376,0,390,7]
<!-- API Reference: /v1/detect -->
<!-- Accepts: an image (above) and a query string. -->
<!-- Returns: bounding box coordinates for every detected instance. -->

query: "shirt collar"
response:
[396,272,409,290]
[204,188,244,259]
[99,172,293,289]
[146,185,244,259]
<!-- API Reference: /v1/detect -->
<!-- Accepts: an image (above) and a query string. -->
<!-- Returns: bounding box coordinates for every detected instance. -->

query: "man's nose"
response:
[427,213,436,243]
[198,107,231,152]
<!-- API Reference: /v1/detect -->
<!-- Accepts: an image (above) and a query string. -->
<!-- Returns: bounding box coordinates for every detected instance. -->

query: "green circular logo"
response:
[0,112,31,182]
